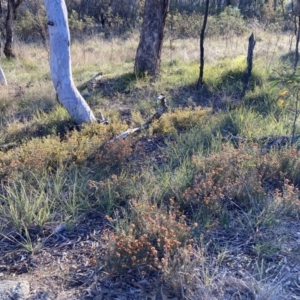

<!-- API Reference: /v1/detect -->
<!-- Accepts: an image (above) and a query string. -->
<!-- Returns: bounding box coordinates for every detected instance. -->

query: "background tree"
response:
[134,0,170,78]
[0,0,2,55]
[0,64,7,84]
[44,0,96,124]
[294,0,300,69]
[197,0,209,88]
[4,0,23,58]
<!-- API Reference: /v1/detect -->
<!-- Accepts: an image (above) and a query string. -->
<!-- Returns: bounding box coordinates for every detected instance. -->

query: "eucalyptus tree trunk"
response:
[44,0,96,124]
[134,0,170,78]
[4,0,23,58]
[0,65,7,85]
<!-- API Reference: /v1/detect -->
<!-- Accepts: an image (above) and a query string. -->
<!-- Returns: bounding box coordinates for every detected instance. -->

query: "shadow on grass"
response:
[280,51,295,66]
[76,65,265,115]
[166,68,265,112]
[80,72,138,99]
[0,65,267,150]
[2,117,77,150]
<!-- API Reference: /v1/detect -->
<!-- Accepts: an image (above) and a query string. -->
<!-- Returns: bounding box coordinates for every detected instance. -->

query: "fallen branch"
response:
[77,72,103,92]
[0,142,17,150]
[114,94,168,140]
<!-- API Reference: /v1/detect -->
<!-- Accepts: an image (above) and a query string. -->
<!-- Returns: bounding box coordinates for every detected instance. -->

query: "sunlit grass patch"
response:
[218,107,290,139]
[161,59,199,87]
[151,106,210,135]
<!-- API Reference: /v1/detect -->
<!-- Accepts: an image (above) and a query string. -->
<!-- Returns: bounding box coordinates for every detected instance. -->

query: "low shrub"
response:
[103,200,193,275]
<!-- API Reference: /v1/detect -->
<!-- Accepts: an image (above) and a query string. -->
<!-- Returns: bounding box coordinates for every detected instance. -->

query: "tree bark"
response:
[44,0,97,124]
[0,0,2,55]
[197,0,209,88]
[4,0,23,58]
[295,16,300,70]
[242,33,256,96]
[134,0,170,78]
[0,65,7,85]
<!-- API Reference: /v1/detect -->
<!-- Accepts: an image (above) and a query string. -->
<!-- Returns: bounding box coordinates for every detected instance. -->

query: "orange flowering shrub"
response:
[185,144,265,213]
[94,138,133,170]
[0,121,132,179]
[183,144,300,219]
[104,200,194,274]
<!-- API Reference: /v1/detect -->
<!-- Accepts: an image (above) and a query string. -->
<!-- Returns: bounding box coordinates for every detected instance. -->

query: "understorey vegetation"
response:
[0,4,300,299]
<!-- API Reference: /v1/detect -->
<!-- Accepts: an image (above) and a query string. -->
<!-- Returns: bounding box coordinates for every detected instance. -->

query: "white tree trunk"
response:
[0,65,7,85]
[44,0,96,124]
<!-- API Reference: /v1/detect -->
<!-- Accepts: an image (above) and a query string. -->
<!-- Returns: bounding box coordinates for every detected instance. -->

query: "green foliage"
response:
[68,10,95,37]
[166,7,248,39]
[219,107,289,139]
[271,66,300,137]
[16,5,47,42]
[208,7,249,37]
[167,10,202,39]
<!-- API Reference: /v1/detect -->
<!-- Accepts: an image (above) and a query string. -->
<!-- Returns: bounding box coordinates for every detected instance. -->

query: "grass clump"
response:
[0,178,53,233]
[152,106,209,135]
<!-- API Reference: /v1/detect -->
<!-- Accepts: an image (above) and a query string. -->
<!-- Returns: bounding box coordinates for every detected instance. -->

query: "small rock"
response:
[0,280,30,300]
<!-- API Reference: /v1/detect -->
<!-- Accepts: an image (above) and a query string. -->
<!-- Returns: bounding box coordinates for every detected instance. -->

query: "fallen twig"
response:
[77,72,103,92]
[114,94,168,140]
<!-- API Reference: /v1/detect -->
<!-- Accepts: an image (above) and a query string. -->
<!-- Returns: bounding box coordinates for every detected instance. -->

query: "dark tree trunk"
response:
[0,0,2,54]
[294,16,300,70]
[4,0,23,58]
[242,33,256,96]
[134,0,170,79]
[197,0,209,88]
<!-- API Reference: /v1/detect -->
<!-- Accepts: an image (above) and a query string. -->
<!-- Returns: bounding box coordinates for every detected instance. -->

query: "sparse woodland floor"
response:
[1,30,300,299]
